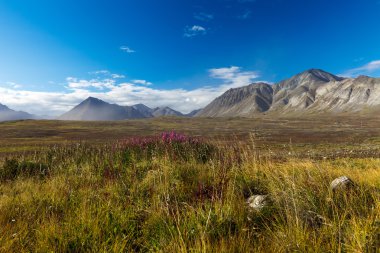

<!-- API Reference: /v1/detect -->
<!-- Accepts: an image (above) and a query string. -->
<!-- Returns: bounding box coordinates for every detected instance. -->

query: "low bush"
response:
[0,158,49,181]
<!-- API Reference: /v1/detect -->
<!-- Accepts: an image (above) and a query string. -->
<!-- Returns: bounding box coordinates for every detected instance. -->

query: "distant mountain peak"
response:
[273,69,344,94]
[0,103,10,111]
[133,103,149,107]
[0,103,36,121]
[85,96,98,101]
[152,106,183,117]
[132,104,154,117]
[59,97,146,121]
[81,96,106,105]
[296,69,344,82]
[305,68,328,74]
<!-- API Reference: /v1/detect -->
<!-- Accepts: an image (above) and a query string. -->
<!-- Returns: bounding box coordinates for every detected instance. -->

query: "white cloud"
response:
[132,79,153,86]
[194,12,214,21]
[5,82,22,89]
[341,60,380,77]
[0,67,260,116]
[89,70,125,79]
[120,46,136,53]
[209,66,259,87]
[184,25,207,37]
[89,70,110,75]
[0,88,88,116]
[237,10,252,19]
[66,77,116,90]
[111,74,125,79]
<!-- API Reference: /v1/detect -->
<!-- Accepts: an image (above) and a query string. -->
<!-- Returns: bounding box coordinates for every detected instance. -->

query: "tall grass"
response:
[0,132,379,252]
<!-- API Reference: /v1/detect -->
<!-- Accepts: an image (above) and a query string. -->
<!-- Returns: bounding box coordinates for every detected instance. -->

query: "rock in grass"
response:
[246,195,269,211]
[301,210,327,228]
[330,176,354,191]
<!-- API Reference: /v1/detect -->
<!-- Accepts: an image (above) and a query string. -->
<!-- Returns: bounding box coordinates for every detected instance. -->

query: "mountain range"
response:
[196,69,380,117]
[0,103,37,122]
[1,69,379,122]
[57,97,193,121]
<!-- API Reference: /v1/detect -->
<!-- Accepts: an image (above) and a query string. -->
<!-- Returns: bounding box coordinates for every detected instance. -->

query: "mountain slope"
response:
[152,107,183,117]
[196,82,273,117]
[0,103,36,122]
[185,109,202,117]
[58,97,146,121]
[132,104,186,117]
[132,104,154,117]
[196,69,380,117]
[307,75,380,113]
[270,69,345,113]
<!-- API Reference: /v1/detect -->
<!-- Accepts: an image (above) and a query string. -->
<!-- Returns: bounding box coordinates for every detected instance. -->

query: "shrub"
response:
[0,158,19,181]
[0,158,49,181]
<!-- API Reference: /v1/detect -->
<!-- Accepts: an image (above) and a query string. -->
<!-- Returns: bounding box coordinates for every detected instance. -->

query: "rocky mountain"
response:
[270,69,344,113]
[132,104,154,117]
[196,82,273,117]
[196,69,380,117]
[58,97,188,121]
[0,103,36,122]
[58,97,146,121]
[305,75,380,114]
[151,106,183,117]
[131,104,185,117]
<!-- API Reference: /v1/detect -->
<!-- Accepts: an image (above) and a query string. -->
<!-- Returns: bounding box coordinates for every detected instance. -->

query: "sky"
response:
[1,0,380,116]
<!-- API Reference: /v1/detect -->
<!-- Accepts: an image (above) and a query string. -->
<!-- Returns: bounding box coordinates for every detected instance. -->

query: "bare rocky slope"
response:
[196,69,380,117]
[196,82,273,117]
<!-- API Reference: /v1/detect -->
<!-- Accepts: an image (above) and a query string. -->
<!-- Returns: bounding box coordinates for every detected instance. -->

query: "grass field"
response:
[1,115,380,156]
[0,116,379,252]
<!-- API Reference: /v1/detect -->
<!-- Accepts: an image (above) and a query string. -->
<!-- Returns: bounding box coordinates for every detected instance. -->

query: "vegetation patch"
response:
[1,159,49,181]
[0,131,379,252]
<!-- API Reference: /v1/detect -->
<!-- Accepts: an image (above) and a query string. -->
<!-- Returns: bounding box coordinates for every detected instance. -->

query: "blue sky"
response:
[1,0,380,116]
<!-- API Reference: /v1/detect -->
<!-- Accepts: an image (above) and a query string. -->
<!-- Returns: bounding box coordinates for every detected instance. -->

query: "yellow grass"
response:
[0,139,379,252]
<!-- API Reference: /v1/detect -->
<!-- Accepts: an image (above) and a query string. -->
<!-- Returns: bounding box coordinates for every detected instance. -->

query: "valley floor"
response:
[0,115,379,156]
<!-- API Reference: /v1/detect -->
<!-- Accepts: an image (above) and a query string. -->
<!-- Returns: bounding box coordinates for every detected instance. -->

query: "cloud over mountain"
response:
[341,60,380,77]
[0,67,261,117]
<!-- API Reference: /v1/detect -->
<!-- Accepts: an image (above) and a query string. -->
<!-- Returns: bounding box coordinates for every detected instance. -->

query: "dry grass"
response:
[0,134,379,252]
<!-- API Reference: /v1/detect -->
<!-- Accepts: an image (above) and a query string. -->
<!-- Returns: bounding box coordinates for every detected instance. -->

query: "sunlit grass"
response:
[0,133,379,252]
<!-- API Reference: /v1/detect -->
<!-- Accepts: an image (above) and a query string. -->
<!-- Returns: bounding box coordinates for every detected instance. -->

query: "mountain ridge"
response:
[2,69,380,122]
[58,97,186,121]
[196,69,380,117]
[0,103,37,122]
[58,97,146,121]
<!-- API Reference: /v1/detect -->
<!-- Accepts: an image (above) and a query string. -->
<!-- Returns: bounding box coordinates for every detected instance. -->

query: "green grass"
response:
[0,134,379,252]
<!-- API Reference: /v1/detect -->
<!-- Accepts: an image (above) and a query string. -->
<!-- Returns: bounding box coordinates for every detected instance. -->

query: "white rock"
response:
[330,176,354,191]
[246,195,268,211]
